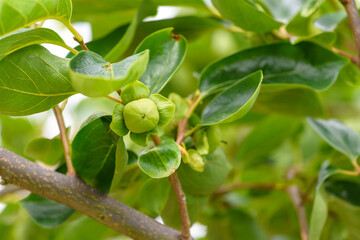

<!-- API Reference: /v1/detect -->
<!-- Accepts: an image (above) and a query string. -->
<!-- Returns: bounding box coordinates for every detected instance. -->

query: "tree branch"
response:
[53,105,75,176]
[340,0,360,66]
[286,169,309,240]
[0,147,181,240]
[73,37,89,51]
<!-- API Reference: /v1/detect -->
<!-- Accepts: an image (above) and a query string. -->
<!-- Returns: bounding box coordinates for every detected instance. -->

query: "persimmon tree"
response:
[1,0,360,240]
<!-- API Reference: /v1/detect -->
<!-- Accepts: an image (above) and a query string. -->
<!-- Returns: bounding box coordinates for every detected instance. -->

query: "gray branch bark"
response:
[0,147,181,240]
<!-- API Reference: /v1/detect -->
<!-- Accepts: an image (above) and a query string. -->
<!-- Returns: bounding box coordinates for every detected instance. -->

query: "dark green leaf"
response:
[0,45,75,116]
[199,42,347,94]
[253,84,324,117]
[135,28,187,94]
[138,138,181,178]
[71,115,116,193]
[21,194,74,228]
[178,148,231,195]
[25,137,64,166]
[325,179,360,207]
[0,0,74,37]
[0,28,73,61]
[69,50,149,97]
[308,118,360,161]
[111,137,128,189]
[139,178,170,217]
[200,71,263,125]
[211,0,282,32]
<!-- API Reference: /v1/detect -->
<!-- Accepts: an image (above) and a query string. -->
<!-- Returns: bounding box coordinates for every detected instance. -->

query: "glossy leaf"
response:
[25,137,64,166]
[139,178,170,217]
[0,0,73,37]
[71,115,116,193]
[104,0,157,62]
[0,28,72,61]
[149,94,176,127]
[200,71,263,125]
[110,104,129,136]
[138,138,181,178]
[0,45,75,116]
[308,118,360,161]
[309,162,340,240]
[301,0,325,17]
[178,148,231,195]
[135,28,187,94]
[262,0,306,23]
[111,137,128,189]
[69,50,149,97]
[199,42,347,94]
[313,11,347,32]
[253,84,324,117]
[211,0,282,33]
[21,194,74,228]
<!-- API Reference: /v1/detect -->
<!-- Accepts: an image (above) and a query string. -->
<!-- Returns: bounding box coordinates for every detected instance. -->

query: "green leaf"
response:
[307,118,360,161]
[199,42,347,94]
[149,94,176,127]
[139,178,170,217]
[25,137,64,166]
[138,138,181,178]
[262,0,306,23]
[0,28,73,61]
[0,45,75,116]
[200,71,263,125]
[104,0,157,62]
[295,32,337,47]
[211,0,282,33]
[301,0,325,17]
[110,104,129,136]
[135,28,187,94]
[69,50,149,97]
[169,92,189,121]
[177,148,231,195]
[253,84,324,117]
[309,162,340,240]
[314,11,347,32]
[20,194,74,228]
[111,137,128,189]
[325,179,360,207]
[0,0,74,38]
[71,114,116,193]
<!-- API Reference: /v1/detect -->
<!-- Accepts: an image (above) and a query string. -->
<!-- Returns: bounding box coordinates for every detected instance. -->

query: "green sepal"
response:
[121,81,150,104]
[110,104,129,136]
[149,94,176,127]
[187,149,205,172]
[193,129,209,155]
[130,128,159,147]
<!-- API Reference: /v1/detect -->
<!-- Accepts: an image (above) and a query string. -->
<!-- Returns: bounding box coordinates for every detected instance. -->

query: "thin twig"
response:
[339,0,360,66]
[332,47,358,65]
[286,169,309,240]
[73,37,89,51]
[213,182,280,195]
[107,95,123,104]
[0,147,181,240]
[53,106,75,176]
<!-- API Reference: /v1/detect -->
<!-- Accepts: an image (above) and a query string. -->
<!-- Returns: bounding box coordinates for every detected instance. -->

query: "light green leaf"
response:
[262,0,306,23]
[25,137,63,166]
[199,42,347,94]
[200,71,263,125]
[253,84,324,117]
[0,0,80,39]
[169,92,189,121]
[21,194,74,228]
[149,94,176,127]
[111,137,128,189]
[294,32,337,47]
[309,162,340,240]
[308,118,360,161]
[71,114,116,193]
[138,138,181,178]
[0,28,73,61]
[313,11,347,32]
[69,50,149,97]
[139,178,170,217]
[105,0,157,62]
[110,104,129,136]
[177,148,231,195]
[211,0,282,32]
[0,45,75,116]
[135,28,187,94]
[301,0,325,17]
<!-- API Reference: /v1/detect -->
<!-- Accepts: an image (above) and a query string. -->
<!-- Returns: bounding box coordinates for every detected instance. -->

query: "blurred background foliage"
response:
[2,0,360,239]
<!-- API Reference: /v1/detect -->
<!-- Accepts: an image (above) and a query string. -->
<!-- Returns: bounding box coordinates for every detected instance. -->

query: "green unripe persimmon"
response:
[123,98,159,133]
